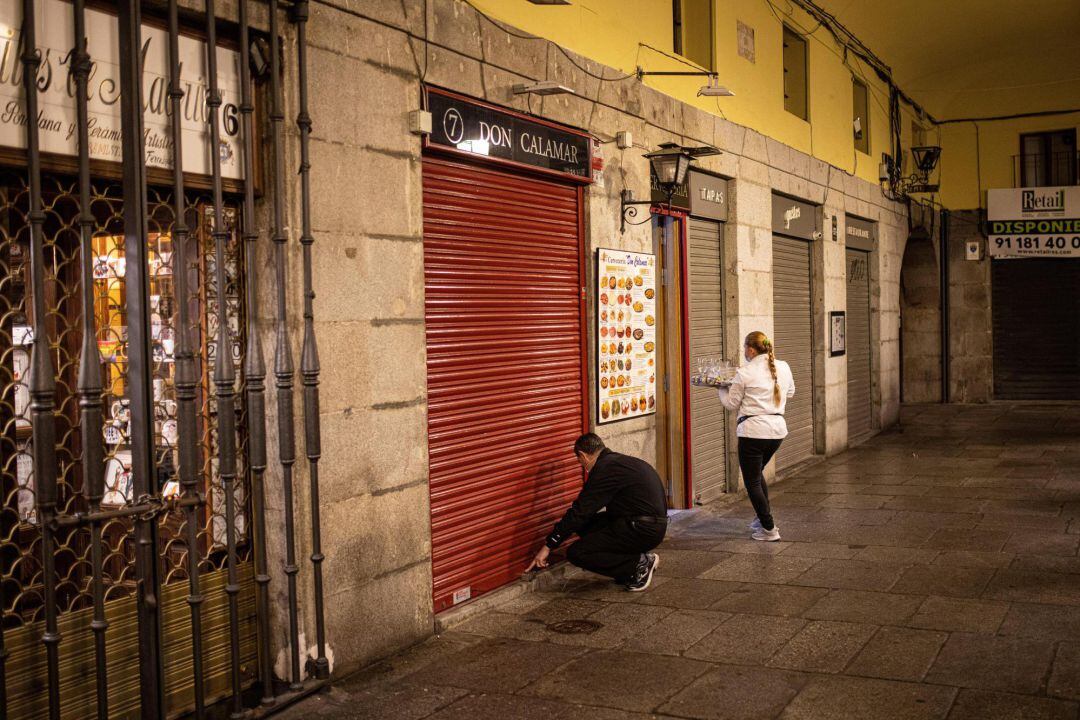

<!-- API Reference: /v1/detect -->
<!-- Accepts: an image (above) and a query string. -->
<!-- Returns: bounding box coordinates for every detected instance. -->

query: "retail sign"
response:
[988,186,1080,258]
[772,194,817,240]
[0,0,243,179]
[845,215,876,252]
[596,249,657,424]
[688,170,728,221]
[425,86,592,181]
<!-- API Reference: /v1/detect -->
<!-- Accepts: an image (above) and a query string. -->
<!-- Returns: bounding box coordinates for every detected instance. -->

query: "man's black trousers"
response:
[566,512,666,582]
[737,436,783,531]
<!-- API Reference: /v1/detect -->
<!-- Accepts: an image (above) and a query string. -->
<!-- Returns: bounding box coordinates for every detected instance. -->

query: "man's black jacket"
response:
[546,449,667,548]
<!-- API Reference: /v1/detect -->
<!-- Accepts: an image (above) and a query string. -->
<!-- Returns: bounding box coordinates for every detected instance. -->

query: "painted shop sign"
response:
[425,86,591,180]
[988,186,1080,258]
[596,249,657,424]
[845,215,875,251]
[772,194,817,240]
[0,0,243,178]
[688,170,728,221]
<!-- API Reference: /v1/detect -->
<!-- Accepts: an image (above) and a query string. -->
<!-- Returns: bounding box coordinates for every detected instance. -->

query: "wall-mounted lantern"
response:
[621,142,720,233]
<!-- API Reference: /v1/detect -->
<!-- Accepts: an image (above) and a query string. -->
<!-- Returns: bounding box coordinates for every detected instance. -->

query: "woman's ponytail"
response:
[745,331,781,406]
[764,340,781,406]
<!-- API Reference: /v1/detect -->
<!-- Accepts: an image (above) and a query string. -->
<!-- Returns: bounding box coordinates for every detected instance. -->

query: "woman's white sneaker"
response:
[749,518,763,531]
[751,527,781,542]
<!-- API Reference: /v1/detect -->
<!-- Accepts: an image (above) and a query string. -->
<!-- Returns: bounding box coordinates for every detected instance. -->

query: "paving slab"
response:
[845,626,947,682]
[1049,642,1080,701]
[711,583,829,618]
[889,565,996,599]
[931,550,1015,569]
[803,589,924,625]
[945,689,1078,720]
[926,632,1057,694]
[923,528,1011,552]
[619,609,731,656]
[907,596,1010,634]
[406,638,587,693]
[630,577,744,610]
[651,549,732,578]
[1003,532,1080,557]
[659,665,810,720]
[779,675,957,720]
[700,553,820,584]
[767,619,878,673]
[791,559,906,592]
[524,649,710,712]
[853,545,940,565]
[684,613,806,664]
[779,541,860,559]
[998,603,1080,640]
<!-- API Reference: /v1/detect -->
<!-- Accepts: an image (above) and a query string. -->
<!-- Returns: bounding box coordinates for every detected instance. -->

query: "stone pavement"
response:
[281,404,1080,720]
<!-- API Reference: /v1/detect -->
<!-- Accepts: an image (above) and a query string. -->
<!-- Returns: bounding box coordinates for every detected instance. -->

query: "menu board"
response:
[596,249,658,424]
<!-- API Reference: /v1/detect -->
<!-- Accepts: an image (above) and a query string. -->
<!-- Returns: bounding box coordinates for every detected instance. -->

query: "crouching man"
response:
[527,433,667,591]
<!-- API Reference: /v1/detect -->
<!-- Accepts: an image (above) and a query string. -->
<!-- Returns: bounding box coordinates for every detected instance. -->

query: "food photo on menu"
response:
[596,249,657,424]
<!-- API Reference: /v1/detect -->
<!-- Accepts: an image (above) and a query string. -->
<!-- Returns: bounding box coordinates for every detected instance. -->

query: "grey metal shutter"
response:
[846,248,873,442]
[687,218,727,504]
[772,236,815,470]
[992,258,1080,400]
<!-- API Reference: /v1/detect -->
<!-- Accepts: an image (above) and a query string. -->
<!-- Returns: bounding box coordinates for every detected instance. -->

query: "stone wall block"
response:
[323,483,432,587]
[319,403,429,505]
[310,140,420,238]
[312,233,424,322]
[715,118,747,155]
[308,47,416,155]
[324,562,433,675]
[431,0,483,59]
[422,46,486,98]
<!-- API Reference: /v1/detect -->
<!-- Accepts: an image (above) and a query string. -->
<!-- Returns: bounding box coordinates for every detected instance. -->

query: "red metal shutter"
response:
[422,155,587,613]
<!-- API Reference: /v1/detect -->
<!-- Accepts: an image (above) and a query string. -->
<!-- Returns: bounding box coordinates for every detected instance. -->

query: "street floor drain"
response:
[547,619,603,635]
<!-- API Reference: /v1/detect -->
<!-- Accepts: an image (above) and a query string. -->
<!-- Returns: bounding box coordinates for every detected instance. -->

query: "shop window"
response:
[852,78,869,154]
[782,25,808,120]
[0,170,249,624]
[1019,129,1077,187]
[673,0,714,71]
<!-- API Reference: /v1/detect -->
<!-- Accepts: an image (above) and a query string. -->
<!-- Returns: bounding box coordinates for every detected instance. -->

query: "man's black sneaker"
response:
[626,553,659,592]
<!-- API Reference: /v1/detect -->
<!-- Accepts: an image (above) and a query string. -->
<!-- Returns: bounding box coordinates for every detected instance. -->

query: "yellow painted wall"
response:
[469,0,920,188]
[937,113,1080,209]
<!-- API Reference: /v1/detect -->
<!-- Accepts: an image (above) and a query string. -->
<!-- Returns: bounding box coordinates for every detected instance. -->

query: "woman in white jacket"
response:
[718,331,796,541]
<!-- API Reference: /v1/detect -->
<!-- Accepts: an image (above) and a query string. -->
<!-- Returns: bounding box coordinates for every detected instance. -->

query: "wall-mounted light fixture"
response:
[697,75,735,97]
[888,145,942,196]
[621,142,720,233]
[527,0,571,4]
[637,67,735,99]
[513,80,575,96]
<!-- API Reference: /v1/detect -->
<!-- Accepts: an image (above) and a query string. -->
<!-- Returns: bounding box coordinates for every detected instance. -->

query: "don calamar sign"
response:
[425,86,591,180]
[0,0,243,179]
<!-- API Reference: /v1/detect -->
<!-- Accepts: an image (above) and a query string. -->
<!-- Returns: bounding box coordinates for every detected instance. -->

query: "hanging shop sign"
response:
[0,0,243,178]
[988,186,1080,258]
[845,215,876,251]
[772,194,818,240]
[425,86,591,181]
[596,249,657,424]
[688,170,728,221]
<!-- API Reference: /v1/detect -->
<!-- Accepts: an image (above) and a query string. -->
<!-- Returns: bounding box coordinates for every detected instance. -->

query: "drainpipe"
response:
[939,208,951,403]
